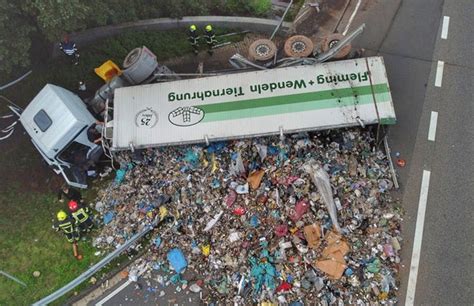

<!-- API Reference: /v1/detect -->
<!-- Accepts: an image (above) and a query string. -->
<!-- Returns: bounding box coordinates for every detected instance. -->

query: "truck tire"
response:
[248,39,277,61]
[321,33,352,59]
[123,48,141,69]
[284,35,314,58]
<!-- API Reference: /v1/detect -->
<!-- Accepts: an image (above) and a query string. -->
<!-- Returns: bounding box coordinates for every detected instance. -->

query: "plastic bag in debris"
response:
[254,143,267,162]
[303,160,342,232]
[203,211,223,232]
[103,211,114,224]
[230,152,245,176]
[167,248,187,273]
[114,168,127,185]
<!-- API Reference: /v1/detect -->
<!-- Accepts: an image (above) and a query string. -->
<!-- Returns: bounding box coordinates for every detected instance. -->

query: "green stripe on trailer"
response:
[202,90,391,122]
[198,84,389,114]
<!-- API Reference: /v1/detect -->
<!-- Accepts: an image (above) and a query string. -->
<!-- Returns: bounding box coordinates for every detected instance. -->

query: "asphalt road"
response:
[399,0,474,304]
[357,0,474,304]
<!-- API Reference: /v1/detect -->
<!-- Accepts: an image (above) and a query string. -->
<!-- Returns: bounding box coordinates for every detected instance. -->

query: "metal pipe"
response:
[384,136,400,189]
[0,270,27,287]
[229,54,268,70]
[212,42,232,49]
[0,70,32,91]
[217,30,250,38]
[270,0,294,40]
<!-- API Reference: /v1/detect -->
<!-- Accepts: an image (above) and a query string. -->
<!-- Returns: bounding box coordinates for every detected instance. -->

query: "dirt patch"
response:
[326,0,349,10]
[163,33,285,73]
[0,125,60,194]
[294,0,350,37]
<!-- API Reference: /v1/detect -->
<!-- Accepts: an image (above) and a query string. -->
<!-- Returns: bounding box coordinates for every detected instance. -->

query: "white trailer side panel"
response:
[112,56,395,150]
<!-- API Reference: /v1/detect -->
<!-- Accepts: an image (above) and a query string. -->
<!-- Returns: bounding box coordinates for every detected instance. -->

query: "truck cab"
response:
[19,84,103,188]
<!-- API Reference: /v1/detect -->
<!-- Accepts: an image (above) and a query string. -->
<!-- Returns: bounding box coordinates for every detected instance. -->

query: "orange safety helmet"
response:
[68,200,79,212]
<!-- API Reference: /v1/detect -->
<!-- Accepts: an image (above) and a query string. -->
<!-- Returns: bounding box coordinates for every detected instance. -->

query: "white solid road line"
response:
[342,0,362,35]
[405,170,431,306]
[441,16,450,39]
[428,111,438,141]
[96,279,132,306]
[434,61,444,87]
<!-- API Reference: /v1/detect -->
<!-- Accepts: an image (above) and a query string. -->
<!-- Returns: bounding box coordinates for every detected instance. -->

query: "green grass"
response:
[0,188,99,306]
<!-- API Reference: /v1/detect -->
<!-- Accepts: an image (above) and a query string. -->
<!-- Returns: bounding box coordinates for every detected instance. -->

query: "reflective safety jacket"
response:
[72,207,90,223]
[56,217,76,234]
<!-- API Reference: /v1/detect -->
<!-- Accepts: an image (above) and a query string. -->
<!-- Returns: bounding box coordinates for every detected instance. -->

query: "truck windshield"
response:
[58,141,89,165]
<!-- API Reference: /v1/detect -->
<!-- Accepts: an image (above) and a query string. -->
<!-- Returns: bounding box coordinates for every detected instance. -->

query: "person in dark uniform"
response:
[53,210,80,243]
[87,121,104,144]
[203,24,217,55]
[68,200,94,232]
[188,24,200,54]
[59,35,80,65]
[58,185,82,203]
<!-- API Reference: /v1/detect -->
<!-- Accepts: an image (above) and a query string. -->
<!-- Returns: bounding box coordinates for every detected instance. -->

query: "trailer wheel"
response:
[249,39,277,61]
[123,48,141,69]
[321,34,352,59]
[284,35,314,58]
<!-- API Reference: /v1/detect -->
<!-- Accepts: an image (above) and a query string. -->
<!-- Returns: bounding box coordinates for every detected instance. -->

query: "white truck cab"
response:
[19,84,103,188]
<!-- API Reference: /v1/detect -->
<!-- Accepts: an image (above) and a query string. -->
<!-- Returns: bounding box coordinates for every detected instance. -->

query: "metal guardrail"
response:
[32,225,153,306]
[0,70,32,91]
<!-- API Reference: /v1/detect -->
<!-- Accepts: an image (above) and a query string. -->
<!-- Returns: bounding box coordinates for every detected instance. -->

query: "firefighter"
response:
[204,24,217,55]
[59,35,80,65]
[188,24,199,55]
[68,200,94,232]
[53,210,79,243]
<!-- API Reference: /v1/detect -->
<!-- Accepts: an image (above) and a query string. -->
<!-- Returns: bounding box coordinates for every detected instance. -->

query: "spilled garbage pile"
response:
[93,128,402,304]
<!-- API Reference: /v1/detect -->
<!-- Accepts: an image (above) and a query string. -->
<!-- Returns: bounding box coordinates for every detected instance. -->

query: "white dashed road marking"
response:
[428,111,438,141]
[96,279,132,306]
[434,61,444,87]
[406,170,432,306]
[441,16,450,39]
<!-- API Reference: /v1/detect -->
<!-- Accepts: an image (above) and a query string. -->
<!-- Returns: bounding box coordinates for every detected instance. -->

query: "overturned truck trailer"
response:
[112,56,396,151]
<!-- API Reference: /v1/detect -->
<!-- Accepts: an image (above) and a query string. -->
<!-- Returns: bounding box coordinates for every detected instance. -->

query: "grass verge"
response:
[0,188,99,306]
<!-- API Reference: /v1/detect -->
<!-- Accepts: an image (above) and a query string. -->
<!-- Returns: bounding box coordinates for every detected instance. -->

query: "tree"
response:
[0,0,34,75]
[22,0,91,41]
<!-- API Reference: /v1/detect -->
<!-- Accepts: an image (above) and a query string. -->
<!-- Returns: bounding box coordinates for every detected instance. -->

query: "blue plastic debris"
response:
[250,215,260,228]
[345,267,354,276]
[170,273,182,284]
[154,236,162,248]
[211,178,220,189]
[184,149,199,167]
[103,211,115,224]
[249,250,277,294]
[114,169,127,184]
[167,248,187,273]
[206,141,226,154]
[267,146,279,155]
